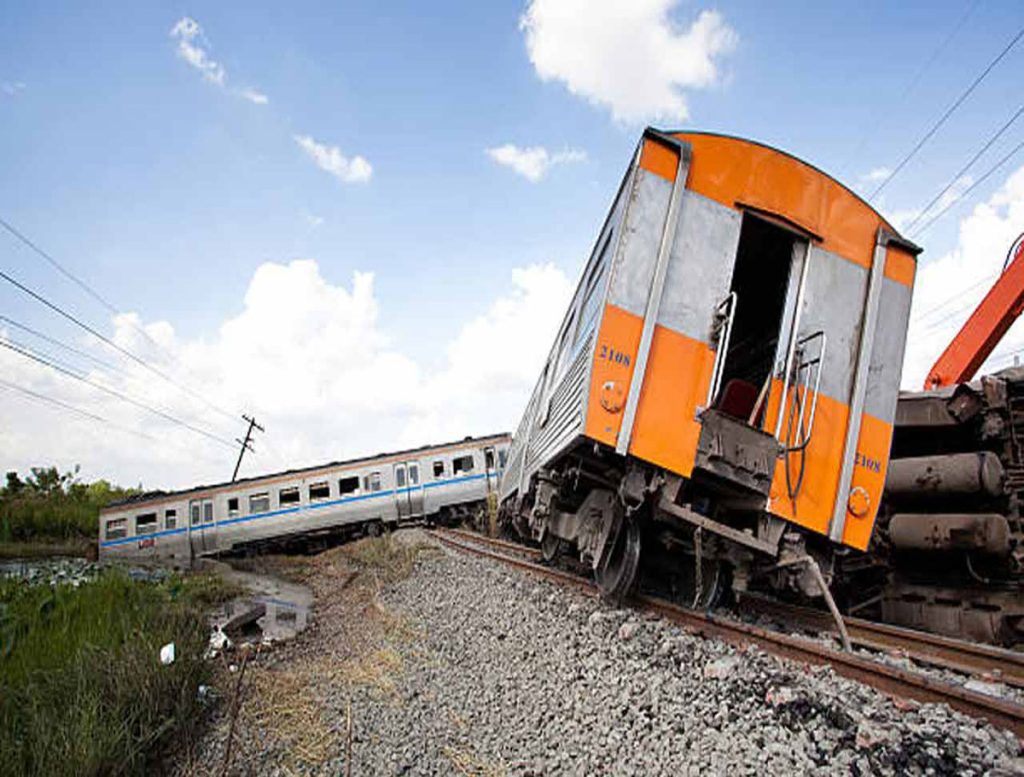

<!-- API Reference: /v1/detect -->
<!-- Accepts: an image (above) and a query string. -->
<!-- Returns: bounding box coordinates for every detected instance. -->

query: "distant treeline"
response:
[0,466,140,543]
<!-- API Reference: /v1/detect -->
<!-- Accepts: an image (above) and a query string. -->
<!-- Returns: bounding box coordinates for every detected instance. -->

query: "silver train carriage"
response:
[99,433,510,565]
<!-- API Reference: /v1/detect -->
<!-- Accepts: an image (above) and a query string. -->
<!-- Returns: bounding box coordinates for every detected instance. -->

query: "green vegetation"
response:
[0,466,140,547]
[0,569,235,776]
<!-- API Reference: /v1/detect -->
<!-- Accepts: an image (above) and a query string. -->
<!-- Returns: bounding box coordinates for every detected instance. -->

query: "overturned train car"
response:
[499,129,920,605]
[100,434,509,566]
[879,371,1024,644]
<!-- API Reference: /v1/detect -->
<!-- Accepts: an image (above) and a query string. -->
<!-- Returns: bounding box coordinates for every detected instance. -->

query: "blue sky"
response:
[2,1,1024,486]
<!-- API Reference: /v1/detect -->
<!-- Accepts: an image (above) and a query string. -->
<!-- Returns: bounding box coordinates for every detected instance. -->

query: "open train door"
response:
[393,462,423,522]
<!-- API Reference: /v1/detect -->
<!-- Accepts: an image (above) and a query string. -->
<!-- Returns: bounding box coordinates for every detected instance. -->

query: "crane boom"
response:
[925,233,1024,389]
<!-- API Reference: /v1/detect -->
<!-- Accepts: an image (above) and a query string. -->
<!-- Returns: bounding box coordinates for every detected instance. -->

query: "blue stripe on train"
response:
[101,470,495,548]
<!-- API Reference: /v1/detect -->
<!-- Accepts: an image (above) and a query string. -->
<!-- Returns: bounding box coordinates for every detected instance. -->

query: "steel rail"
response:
[432,528,1024,737]
[739,592,1024,689]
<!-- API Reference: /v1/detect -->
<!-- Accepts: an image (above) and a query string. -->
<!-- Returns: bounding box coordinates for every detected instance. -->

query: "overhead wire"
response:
[0,313,124,374]
[910,135,1024,239]
[0,266,239,430]
[0,216,240,424]
[840,0,981,177]
[0,376,158,444]
[903,102,1024,233]
[0,338,238,451]
[869,24,1024,201]
[910,271,998,323]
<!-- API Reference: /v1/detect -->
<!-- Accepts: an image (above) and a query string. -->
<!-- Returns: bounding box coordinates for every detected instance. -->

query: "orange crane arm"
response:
[925,234,1024,389]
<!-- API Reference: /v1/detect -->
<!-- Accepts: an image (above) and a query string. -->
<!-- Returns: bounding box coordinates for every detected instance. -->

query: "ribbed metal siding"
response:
[525,330,593,472]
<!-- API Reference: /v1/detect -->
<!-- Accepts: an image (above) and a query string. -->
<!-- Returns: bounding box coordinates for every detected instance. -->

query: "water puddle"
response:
[207,564,313,650]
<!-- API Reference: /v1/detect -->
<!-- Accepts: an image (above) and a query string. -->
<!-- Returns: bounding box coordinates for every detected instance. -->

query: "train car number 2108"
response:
[598,344,632,367]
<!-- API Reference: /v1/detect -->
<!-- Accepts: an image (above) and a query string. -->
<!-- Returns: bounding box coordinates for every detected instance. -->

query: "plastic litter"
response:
[159,642,176,665]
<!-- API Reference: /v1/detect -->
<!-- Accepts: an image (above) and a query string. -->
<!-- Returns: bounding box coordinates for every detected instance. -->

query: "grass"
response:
[341,532,438,585]
[0,569,235,776]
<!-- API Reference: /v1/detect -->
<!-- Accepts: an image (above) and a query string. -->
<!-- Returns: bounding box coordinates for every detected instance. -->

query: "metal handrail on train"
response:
[781,330,827,452]
[704,292,738,410]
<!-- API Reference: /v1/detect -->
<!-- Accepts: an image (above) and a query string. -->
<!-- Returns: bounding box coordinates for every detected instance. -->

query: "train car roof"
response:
[650,128,922,258]
[102,432,511,511]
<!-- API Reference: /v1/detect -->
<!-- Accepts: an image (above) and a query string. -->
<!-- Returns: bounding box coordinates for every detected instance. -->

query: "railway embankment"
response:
[176,529,1024,775]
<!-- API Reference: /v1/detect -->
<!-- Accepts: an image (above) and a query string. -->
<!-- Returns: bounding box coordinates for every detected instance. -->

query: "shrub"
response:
[0,570,215,776]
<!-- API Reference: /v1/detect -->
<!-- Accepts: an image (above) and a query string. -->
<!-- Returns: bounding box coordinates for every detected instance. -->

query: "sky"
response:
[1,0,1024,489]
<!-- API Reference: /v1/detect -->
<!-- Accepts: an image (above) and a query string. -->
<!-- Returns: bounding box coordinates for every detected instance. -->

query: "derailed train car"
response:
[499,129,920,604]
[100,433,509,565]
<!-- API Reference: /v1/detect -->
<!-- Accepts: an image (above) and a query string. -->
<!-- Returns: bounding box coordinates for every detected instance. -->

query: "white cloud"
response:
[239,87,269,105]
[902,163,1024,389]
[1,81,26,97]
[885,175,973,233]
[170,17,226,86]
[520,0,738,123]
[860,167,891,184]
[486,144,586,182]
[293,135,373,184]
[0,260,572,489]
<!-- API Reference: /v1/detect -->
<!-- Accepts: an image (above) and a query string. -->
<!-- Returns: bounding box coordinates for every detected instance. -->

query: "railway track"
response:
[431,527,1024,738]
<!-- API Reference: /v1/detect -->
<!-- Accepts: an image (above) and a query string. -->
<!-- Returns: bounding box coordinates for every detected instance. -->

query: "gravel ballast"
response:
[341,533,1023,775]
[182,530,1024,775]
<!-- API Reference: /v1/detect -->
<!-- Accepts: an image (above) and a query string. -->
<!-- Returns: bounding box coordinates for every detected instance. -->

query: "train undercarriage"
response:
[502,409,850,624]
[501,370,1024,647]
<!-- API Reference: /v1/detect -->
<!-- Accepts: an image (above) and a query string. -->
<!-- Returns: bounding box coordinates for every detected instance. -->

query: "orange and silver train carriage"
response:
[498,128,921,604]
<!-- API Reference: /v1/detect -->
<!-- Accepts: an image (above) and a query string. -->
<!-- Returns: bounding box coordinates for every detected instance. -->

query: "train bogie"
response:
[99,434,509,565]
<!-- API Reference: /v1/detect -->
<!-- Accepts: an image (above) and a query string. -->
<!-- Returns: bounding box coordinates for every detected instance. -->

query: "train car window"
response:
[227,497,239,517]
[190,500,201,526]
[164,509,177,530]
[433,460,445,479]
[249,492,270,513]
[135,513,157,535]
[105,518,127,539]
[408,464,419,485]
[338,476,360,496]
[396,467,407,488]
[364,472,382,492]
[499,449,508,468]
[452,455,474,475]
[309,481,330,501]
[202,499,214,523]
[484,448,495,469]
[279,487,300,506]
[574,231,613,346]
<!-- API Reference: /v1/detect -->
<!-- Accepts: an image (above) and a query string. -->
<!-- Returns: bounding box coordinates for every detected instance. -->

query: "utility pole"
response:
[232,414,264,482]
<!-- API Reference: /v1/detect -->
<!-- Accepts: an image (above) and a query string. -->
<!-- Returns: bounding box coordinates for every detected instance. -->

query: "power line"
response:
[0,216,239,423]
[840,0,980,177]
[0,266,237,428]
[904,102,1024,232]
[0,337,237,451]
[0,375,158,444]
[911,271,998,323]
[869,24,1024,201]
[911,135,1024,238]
[0,313,123,374]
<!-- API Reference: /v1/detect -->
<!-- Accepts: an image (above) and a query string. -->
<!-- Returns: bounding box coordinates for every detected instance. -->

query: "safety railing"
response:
[777,330,827,452]
[704,292,738,410]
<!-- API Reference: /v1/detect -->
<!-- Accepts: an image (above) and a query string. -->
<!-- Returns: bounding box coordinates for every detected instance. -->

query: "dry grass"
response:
[226,534,435,771]
[442,745,506,777]
[244,665,337,767]
[341,533,438,585]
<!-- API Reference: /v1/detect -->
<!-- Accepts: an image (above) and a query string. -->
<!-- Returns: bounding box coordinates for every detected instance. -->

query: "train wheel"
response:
[540,530,563,564]
[595,520,641,602]
[678,556,726,610]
